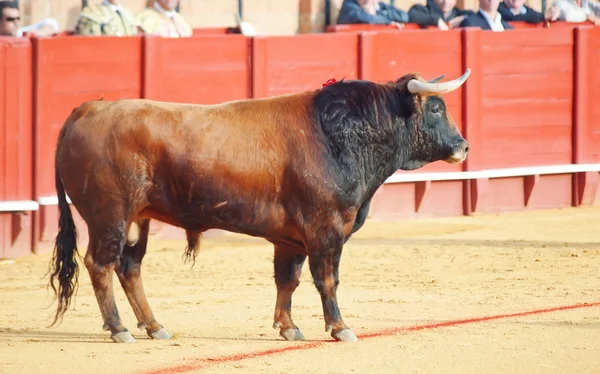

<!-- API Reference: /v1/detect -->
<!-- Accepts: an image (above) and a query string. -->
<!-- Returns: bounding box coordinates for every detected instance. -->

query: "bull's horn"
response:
[428,74,446,83]
[407,69,471,96]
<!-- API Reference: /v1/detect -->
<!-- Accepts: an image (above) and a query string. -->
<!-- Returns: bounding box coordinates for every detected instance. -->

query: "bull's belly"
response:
[140,196,296,242]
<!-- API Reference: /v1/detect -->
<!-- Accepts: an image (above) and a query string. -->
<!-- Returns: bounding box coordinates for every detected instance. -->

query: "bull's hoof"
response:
[111,331,136,343]
[149,328,172,340]
[332,328,358,342]
[280,328,305,341]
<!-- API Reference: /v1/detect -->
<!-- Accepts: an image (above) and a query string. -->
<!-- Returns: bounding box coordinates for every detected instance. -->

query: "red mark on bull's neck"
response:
[322,78,337,87]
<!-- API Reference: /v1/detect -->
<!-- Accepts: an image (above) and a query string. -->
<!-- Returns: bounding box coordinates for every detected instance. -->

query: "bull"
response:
[48,69,470,343]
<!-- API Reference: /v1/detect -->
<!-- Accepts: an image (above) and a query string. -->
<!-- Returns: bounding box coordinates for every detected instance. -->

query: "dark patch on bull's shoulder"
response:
[311,79,416,206]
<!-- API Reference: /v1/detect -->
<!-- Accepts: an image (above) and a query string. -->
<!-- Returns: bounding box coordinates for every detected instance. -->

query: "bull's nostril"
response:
[464,146,469,153]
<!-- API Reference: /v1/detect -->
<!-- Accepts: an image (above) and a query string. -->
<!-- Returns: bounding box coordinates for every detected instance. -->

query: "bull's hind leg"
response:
[84,222,135,343]
[114,219,171,340]
[272,246,307,341]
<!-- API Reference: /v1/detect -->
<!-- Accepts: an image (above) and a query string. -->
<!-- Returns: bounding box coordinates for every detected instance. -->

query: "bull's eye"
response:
[431,106,440,114]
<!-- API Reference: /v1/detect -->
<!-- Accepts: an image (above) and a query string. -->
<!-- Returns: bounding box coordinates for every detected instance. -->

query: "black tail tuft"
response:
[47,127,80,327]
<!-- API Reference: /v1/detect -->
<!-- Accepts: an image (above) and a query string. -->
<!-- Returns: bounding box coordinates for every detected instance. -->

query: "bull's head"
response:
[398,69,470,171]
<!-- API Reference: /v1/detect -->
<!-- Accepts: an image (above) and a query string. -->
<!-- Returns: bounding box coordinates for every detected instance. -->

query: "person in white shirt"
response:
[552,0,600,24]
[459,0,514,30]
[136,0,192,38]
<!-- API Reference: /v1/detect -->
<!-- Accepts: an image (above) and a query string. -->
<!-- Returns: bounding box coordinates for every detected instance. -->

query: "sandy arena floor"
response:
[1,206,599,374]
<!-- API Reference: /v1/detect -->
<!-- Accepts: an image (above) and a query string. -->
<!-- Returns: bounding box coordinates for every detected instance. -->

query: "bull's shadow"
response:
[347,237,600,250]
[0,327,328,343]
[0,327,113,344]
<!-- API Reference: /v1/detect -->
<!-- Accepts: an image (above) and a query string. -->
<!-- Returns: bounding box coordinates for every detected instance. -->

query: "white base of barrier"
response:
[37,196,72,206]
[385,163,600,183]
[0,200,40,212]
[33,164,600,207]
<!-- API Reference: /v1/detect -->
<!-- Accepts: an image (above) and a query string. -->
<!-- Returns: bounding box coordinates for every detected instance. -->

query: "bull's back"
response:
[57,95,334,237]
[137,95,327,232]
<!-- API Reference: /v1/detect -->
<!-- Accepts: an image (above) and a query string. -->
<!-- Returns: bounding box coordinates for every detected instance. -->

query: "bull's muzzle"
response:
[446,139,469,164]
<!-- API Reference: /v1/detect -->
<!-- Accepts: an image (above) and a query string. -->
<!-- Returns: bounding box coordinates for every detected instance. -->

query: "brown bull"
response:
[48,69,470,343]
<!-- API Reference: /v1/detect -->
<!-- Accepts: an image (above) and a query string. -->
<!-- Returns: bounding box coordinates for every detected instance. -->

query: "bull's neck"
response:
[320,119,406,205]
[313,81,413,204]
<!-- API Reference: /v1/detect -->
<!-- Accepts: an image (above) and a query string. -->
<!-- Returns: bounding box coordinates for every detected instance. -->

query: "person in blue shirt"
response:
[337,0,409,28]
[459,0,514,30]
[409,0,475,29]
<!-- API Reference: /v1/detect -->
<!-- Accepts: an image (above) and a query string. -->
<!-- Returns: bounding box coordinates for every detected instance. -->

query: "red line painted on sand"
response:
[143,301,600,374]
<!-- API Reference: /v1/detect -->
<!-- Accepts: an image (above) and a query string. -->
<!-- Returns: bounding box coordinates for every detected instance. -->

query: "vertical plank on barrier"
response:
[462,27,485,215]
[251,33,359,99]
[5,38,33,205]
[143,36,161,100]
[478,28,574,170]
[0,38,34,259]
[0,39,6,258]
[0,40,5,209]
[358,31,375,80]
[251,37,268,99]
[33,36,143,200]
[461,28,484,171]
[143,35,251,104]
[573,26,600,206]
[468,27,574,213]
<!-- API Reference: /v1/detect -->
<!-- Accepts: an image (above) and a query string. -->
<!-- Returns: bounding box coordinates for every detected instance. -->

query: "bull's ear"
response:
[407,69,471,96]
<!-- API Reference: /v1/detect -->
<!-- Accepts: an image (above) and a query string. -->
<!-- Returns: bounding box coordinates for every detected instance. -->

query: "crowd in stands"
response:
[337,0,600,31]
[0,0,193,38]
[0,0,599,39]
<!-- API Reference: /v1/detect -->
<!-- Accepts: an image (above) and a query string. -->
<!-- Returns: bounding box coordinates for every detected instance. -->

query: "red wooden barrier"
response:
[546,20,595,28]
[508,21,541,29]
[326,23,427,32]
[144,35,251,104]
[360,29,467,219]
[327,21,594,32]
[252,33,359,98]
[509,20,595,29]
[463,27,575,214]
[192,26,241,35]
[0,38,34,259]
[32,35,143,253]
[573,26,600,206]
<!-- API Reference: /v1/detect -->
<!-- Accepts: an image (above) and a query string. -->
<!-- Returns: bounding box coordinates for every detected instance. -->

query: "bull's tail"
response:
[47,124,80,327]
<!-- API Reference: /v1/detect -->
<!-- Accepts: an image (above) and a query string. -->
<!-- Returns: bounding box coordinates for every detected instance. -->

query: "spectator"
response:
[337,0,409,29]
[460,0,514,30]
[498,0,561,23]
[0,1,58,37]
[552,0,600,23]
[136,0,192,38]
[75,0,139,36]
[409,0,475,30]
[0,1,20,36]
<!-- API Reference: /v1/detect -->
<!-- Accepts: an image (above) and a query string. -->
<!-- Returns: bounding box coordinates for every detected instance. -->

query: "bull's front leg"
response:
[307,234,357,342]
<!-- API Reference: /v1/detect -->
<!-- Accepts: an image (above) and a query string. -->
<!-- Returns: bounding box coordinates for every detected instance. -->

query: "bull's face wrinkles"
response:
[409,96,469,168]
